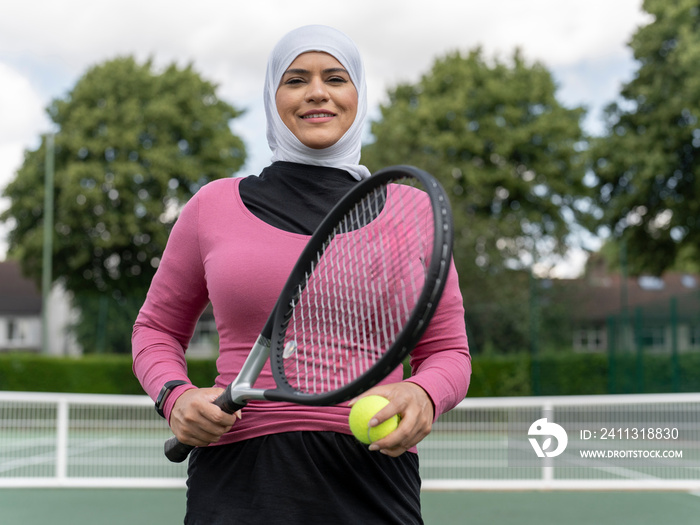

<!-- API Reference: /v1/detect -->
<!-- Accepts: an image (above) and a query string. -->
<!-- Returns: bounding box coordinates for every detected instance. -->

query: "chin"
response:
[300,136,342,150]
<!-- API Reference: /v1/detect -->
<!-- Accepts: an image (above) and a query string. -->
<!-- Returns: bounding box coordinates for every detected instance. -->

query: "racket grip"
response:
[163,388,246,463]
[164,437,194,463]
[214,388,246,414]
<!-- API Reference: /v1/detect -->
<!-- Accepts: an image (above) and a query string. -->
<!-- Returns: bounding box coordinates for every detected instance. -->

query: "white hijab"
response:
[264,25,371,181]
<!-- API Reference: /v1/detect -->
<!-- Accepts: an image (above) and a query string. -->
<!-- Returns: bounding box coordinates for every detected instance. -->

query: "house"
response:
[0,260,80,355]
[0,260,42,351]
[0,259,215,357]
[565,258,700,354]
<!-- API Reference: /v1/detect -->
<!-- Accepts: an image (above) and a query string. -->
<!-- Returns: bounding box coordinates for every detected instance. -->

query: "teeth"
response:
[303,113,333,119]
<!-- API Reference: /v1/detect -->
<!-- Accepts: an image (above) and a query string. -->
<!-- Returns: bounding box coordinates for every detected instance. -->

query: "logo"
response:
[282,340,298,358]
[528,418,568,458]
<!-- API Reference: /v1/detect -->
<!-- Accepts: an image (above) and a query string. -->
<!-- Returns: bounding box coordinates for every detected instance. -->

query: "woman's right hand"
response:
[168,387,241,447]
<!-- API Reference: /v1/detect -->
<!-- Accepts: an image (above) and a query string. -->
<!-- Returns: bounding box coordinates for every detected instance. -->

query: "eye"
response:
[327,76,349,84]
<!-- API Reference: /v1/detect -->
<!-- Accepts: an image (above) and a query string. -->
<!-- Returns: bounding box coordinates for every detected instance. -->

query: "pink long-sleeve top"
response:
[132,174,471,447]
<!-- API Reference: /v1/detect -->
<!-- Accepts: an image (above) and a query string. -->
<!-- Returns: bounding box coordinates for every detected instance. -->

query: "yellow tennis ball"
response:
[348,395,400,445]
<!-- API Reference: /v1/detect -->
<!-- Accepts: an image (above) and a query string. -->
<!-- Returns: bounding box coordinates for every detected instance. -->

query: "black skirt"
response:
[184,431,423,525]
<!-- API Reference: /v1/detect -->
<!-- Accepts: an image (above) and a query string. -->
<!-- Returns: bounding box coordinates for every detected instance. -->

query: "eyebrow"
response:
[282,67,350,76]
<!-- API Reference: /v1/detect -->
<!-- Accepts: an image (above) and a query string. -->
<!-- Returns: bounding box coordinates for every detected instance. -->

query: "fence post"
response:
[42,133,55,355]
[529,272,540,396]
[634,307,644,393]
[607,315,616,394]
[671,297,679,392]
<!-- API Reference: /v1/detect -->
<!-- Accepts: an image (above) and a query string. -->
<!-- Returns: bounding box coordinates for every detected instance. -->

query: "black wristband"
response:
[155,380,189,418]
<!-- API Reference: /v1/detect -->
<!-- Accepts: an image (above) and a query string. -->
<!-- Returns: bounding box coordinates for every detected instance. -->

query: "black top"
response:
[238,161,359,235]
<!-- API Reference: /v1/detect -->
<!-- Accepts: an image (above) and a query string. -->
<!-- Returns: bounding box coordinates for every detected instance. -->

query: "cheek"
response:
[275,91,292,122]
[342,91,359,122]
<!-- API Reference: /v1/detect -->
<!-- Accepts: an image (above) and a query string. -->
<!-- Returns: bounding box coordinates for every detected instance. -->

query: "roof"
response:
[560,271,700,322]
[0,260,42,315]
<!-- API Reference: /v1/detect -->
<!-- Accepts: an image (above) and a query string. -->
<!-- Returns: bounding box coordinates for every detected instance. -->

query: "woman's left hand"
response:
[349,381,434,457]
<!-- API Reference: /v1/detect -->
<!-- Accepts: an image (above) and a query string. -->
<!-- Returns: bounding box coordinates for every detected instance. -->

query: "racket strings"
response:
[282,178,435,395]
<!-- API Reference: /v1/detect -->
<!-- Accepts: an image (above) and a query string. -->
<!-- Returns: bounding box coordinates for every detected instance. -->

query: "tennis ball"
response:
[348,395,400,445]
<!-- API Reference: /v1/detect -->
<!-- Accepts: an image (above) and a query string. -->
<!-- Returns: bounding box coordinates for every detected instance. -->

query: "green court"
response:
[3,392,700,523]
[2,489,700,525]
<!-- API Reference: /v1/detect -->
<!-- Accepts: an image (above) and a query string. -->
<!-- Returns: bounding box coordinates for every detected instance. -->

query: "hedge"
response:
[0,353,217,395]
[1,351,698,396]
[467,351,700,397]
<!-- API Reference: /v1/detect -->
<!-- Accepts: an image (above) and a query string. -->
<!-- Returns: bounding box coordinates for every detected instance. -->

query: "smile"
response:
[301,113,335,119]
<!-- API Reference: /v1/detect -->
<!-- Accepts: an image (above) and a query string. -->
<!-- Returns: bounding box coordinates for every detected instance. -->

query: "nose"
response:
[305,76,330,103]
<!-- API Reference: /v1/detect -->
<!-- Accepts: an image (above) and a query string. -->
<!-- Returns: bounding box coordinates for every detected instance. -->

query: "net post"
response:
[541,402,554,486]
[56,397,68,482]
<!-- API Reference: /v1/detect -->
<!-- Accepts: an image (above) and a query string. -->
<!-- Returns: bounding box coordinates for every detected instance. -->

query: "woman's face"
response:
[276,51,358,149]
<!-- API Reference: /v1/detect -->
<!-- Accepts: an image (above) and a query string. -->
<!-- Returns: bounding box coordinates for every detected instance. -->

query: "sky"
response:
[0,0,652,276]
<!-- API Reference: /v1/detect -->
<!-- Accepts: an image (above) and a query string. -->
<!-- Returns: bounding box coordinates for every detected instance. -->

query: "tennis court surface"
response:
[2,391,700,523]
[2,488,700,524]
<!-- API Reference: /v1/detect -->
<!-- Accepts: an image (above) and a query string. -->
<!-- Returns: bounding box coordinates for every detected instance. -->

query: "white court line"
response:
[0,437,124,474]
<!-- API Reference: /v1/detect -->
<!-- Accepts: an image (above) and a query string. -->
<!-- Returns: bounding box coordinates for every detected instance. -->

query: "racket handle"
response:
[163,388,246,463]
[213,385,246,415]
[164,436,194,463]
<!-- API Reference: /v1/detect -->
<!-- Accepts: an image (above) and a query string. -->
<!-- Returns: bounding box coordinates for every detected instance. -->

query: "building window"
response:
[7,318,28,344]
[690,324,700,349]
[574,327,606,351]
[640,324,665,351]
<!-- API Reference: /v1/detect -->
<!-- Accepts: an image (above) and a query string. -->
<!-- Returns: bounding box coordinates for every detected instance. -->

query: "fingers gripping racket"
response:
[165,165,453,462]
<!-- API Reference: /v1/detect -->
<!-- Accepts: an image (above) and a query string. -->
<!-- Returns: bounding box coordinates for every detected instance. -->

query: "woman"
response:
[132,25,471,524]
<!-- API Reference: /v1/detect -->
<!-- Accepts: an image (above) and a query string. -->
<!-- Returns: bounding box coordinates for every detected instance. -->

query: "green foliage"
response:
[3,352,696,397]
[364,48,590,271]
[362,48,590,353]
[70,293,146,355]
[607,352,700,394]
[589,0,700,275]
[467,351,700,397]
[0,353,217,394]
[1,56,246,353]
[536,353,609,396]
[468,354,532,397]
[467,353,611,397]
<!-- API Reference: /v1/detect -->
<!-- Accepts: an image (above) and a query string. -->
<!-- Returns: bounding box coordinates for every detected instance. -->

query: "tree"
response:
[1,56,246,353]
[362,49,589,353]
[589,0,700,276]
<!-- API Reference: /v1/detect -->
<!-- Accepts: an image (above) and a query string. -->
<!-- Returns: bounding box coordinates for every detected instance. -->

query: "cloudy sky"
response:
[0,0,651,274]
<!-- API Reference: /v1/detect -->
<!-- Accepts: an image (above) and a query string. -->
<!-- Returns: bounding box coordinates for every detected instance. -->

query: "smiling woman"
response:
[275,52,358,150]
[261,24,370,181]
[132,24,471,525]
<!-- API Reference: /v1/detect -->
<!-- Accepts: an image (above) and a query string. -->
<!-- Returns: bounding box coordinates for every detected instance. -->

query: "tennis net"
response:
[0,391,186,488]
[1,391,699,490]
[421,392,700,491]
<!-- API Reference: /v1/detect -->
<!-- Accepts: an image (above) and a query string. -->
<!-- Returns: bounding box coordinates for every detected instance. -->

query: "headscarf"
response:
[264,25,371,181]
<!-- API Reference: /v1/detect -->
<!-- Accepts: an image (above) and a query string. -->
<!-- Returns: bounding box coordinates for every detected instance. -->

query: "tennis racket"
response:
[165,165,453,462]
